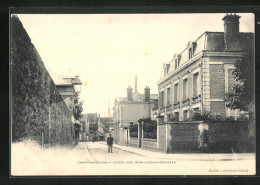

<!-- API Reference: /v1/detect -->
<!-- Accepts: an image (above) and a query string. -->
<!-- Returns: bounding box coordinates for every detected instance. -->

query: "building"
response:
[83,113,108,141]
[156,14,253,121]
[49,71,82,113]
[113,78,158,144]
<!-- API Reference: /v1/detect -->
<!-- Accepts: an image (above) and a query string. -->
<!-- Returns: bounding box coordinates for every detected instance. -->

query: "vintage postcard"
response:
[10,12,255,176]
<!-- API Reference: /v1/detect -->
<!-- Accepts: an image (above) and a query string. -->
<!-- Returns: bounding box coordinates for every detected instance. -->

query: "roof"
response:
[159,31,254,80]
[72,78,82,85]
[48,70,72,86]
[59,91,76,96]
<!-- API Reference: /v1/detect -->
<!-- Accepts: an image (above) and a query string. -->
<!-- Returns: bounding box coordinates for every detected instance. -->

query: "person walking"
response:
[107,134,114,153]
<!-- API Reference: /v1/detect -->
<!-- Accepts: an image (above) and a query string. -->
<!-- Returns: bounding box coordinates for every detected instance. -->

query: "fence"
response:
[122,118,250,153]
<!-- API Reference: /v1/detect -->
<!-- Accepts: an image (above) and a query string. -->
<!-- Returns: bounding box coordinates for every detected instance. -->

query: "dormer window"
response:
[175,59,178,69]
[173,54,181,70]
[187,41,196,60]
[164,64,170,76]
[189,48,193,59]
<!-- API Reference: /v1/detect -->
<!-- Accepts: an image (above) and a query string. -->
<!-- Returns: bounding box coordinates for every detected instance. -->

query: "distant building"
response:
[83,113,109,141]
[156,14,253,121]
[113,77,158,144]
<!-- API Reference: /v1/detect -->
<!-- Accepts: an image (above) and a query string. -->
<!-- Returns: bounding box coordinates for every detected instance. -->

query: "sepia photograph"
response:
[10,12,255,176]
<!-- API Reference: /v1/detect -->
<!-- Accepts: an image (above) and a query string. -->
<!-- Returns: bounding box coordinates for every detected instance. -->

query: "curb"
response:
[99,142,254,161]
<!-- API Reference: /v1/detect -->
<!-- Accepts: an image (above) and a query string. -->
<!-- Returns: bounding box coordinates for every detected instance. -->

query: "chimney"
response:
[222,13,241,51]
[144,86,150,102]
[127,86,133,101]
[222,13,240,37]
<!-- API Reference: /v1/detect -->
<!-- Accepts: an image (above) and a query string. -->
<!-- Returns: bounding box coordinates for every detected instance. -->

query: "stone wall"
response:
[142,138,157,149]
[169,121,249,153]
[11,15,75,146]
[129,137,138,147]
[207,122,249,153]
[158,124,166,151]
[170,122,200,153]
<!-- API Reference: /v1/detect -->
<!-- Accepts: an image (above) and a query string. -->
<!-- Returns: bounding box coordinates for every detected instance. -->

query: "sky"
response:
[16,13,254,116]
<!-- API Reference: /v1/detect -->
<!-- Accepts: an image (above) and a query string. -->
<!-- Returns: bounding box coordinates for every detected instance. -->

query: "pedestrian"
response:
[92,137,95,143]
[107,134,114,153]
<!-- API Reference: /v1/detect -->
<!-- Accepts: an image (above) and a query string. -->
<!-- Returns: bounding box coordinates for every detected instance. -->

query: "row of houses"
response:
[111,14,254,151]
[79,113,113,141]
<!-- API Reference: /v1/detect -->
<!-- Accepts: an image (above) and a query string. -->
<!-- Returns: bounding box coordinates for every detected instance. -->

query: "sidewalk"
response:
[100,142,255,161]
[74,142,94,160]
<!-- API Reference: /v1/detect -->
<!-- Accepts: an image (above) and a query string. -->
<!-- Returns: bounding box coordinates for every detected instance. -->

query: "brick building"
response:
[156,14,253,121]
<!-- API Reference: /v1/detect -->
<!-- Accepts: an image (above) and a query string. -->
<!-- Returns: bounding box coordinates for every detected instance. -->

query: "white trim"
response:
[191,102,201,109]
[182,74,188,80]
[157,52,203,84]
[173,79,179,85]
[208,61,224,65]
[182,105,189,111]
[209,99,224,102]
[192,67,201,74]
[224,65,236,93]
[173,108,180,112]
[157,51,246,85]
[159,88,164,92]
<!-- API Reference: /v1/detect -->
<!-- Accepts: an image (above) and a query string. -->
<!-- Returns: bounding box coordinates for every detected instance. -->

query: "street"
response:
[11,141,255,176]
[84,142,150,161]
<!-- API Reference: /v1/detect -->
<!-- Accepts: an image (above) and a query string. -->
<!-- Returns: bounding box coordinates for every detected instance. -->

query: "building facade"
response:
[113,84,158,144]
[156,14,253,121]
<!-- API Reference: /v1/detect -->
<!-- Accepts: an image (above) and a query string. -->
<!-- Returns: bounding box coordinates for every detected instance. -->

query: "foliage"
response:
[138,118,157,139]
[129,124,138,138]
[190,110,249,123]
[167,113,178,122]
[226,54,254,111]
[73,95,84,121]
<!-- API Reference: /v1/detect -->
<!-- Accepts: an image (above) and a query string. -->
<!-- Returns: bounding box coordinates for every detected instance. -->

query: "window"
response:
[164,64,170,76]
[174,83,179,103]
[90,126,93,131]
[189,48,193,59]
[193,72,200,96]
[174,112,179,121]
[183,110,188,120]
[183,78,188,100]
[167,87,171,106]
[161,91,164,107]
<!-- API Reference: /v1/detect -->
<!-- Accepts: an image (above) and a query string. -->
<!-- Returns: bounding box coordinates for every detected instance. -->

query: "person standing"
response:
[107,134,114,153]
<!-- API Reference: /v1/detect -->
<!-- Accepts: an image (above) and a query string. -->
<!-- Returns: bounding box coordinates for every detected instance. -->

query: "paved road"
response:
[11,141,256,175]
[83,142,151,161]
[72,142,255,175]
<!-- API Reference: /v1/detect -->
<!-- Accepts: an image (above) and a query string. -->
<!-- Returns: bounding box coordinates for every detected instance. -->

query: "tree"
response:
[226,53,254,111]
[73,95,84,121]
